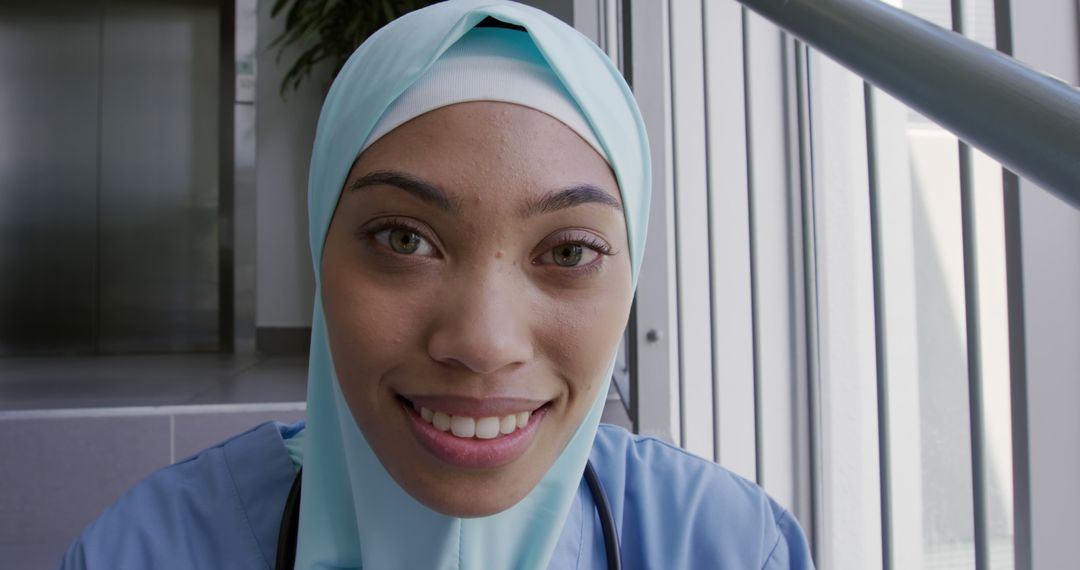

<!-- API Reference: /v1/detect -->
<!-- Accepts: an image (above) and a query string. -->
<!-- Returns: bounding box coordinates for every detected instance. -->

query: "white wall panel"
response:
[628,0,680,444]
[254,0,320,329]
[668,0,715,460]
[703,2,757,481]
[744,11,799,506]
[1011,5,1080,569]
[807,50,882,570]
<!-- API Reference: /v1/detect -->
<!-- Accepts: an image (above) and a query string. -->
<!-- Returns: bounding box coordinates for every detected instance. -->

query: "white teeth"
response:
[450,416,476,438]
[415,404,536,439]
[432,411,451,432]
[475,417,500,439]
[500,415,517,435]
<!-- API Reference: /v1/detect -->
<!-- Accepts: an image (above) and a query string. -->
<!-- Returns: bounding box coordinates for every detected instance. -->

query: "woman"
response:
[62,1,812,568]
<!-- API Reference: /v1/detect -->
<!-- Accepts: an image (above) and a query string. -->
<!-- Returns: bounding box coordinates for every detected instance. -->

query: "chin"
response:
[401,470,537,518]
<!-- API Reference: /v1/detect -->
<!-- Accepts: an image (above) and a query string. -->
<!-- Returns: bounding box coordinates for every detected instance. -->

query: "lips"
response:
[399,395,549,469]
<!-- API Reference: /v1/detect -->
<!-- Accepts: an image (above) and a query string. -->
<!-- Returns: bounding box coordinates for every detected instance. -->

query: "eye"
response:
[537,241,605,268]
[373,227,436,256]
[551,244,589,267]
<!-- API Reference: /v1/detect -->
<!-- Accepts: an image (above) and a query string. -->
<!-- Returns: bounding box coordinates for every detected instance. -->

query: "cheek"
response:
[537,273,634,402]
[322,272,441,449]
[326,293,404,362]
[321,256,434,389]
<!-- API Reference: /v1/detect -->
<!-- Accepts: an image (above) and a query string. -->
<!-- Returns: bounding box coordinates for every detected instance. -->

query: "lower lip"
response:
[403,403,547,469]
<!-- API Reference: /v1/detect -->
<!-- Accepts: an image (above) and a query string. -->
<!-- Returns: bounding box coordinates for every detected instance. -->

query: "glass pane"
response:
[962,0,998,49]
[874,3,970,568]
[965,0,1015,566]
[872,2,1015,568]
[970,147,1015,570]
[874,86,978,568]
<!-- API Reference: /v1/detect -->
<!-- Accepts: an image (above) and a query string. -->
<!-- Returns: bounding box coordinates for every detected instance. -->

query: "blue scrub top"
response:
[59,422,814,569]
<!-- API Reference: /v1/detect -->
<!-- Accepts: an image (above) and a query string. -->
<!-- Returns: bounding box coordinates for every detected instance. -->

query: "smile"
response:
[414,404,531,439]
[399,396,550,469]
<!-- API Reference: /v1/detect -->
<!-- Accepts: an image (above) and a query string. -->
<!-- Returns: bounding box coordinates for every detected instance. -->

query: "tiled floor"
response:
[0,353,309,569]
[0,353,308,411]
[0,404,307,569]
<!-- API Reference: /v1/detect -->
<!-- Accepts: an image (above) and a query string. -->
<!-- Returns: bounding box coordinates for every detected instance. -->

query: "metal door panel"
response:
[98,0,219,352]
[0,2,100,354]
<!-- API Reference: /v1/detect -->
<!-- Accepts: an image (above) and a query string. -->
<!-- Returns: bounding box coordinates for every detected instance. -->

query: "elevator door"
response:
[0,0,220,354]
[0,1,100,353]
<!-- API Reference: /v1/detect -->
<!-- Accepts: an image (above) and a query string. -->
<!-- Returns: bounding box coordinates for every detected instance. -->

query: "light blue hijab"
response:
[297,1,650,568]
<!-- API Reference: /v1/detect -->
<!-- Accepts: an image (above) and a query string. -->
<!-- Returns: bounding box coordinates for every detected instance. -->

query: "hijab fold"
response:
[298,2,650,568]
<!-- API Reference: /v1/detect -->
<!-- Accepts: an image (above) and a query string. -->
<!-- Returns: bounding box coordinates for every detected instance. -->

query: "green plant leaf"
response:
[270,0,439,98]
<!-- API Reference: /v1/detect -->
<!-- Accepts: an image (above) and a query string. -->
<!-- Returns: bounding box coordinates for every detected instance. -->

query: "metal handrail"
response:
[737,0,1080,207]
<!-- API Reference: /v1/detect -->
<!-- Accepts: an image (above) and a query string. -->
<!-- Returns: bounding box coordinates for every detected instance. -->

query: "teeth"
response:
[499,415,517,435]
[475,417,500,439]
[417,406,534,440]
[432,411,451,432]
[450,416,476,438]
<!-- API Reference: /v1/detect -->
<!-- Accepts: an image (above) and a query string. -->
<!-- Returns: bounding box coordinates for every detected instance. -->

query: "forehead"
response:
[348,101,621,207]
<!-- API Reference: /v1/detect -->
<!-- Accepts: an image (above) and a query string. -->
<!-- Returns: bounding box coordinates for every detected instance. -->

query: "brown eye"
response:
[552,244,584,267]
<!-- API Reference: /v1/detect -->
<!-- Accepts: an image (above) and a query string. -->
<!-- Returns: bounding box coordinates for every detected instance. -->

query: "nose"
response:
[426,268,534,375]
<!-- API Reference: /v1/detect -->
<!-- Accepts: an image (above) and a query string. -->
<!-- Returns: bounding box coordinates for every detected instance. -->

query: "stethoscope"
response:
[276,460,622,570]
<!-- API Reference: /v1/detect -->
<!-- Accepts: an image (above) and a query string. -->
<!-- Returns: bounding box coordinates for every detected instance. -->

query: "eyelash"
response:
[565,234,615,257]
[533,231,616,277]
[356,219,615,273]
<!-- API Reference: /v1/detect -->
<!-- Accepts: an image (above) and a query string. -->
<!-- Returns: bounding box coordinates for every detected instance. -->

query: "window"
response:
[620,0,1078,568]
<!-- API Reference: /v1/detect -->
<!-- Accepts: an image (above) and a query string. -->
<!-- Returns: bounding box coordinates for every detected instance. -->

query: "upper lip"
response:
[399,394,550,417]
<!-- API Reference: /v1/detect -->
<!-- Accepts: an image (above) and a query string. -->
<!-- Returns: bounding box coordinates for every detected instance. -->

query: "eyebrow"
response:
[518,184,623,217]
[349,170,457,211]
[349,169,622,217]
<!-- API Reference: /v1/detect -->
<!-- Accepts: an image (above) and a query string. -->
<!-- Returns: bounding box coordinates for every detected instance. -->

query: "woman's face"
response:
[321,101,633,517]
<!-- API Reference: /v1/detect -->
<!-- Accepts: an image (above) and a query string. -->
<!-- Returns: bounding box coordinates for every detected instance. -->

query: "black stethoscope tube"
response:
[276,461,622,570]
[584,459,622,570]
[276,468,302,570]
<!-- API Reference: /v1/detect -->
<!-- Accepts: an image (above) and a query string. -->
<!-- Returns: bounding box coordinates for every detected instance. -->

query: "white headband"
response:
[361,27,605,157]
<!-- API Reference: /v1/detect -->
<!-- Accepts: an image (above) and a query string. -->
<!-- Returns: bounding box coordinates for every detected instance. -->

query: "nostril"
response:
[428,355,484,376]
[425,286,535,375]
[428,334,532,375]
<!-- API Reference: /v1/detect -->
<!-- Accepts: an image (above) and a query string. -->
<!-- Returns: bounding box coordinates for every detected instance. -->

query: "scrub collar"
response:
[297,2,650,568]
